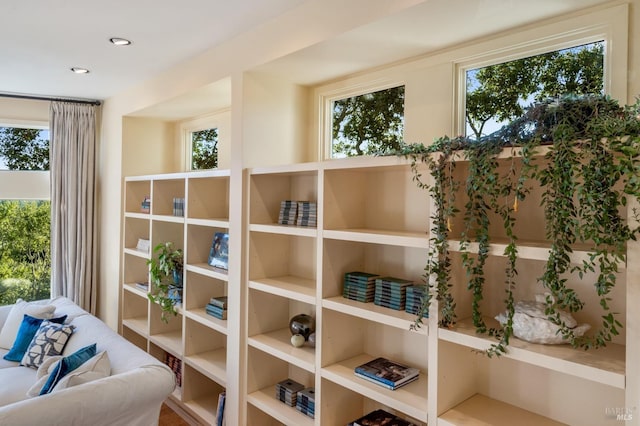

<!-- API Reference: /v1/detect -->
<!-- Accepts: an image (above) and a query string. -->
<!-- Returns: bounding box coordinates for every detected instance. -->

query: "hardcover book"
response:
[354,357,419,389]
[349,409,418,426]
[208,232,229,270]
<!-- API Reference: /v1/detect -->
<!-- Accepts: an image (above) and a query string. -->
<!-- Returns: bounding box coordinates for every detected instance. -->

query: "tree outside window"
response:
[0,126,51,305]
[331,86,405,158]
[465,41,604,139]
[191,128,218,170]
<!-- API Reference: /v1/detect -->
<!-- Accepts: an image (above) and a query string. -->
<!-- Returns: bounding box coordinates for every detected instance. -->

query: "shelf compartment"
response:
[321,309,428,421]
[323,296,427,336]
[186,172,230,221]
[439,316,625,389]
[150,220,184,253]
[321,377,426,426]
[124,178,151,214]
[249,232,316,288]
[321,354,428,423]
[182,363,225,425]
[184,317,227,386]
[248,288,316,372]
[122,291,148,336]
[123,282,148,299]
[322,238,426,300]
[249,167,318,226]
[121,326,147,351]
[323,162,428,236]
[186,223,228,269]
[436,340,625,426]
[246,347,315,426]
[123,216,150,253]
[184,271,228,333]
[249,276,315,305]
[152,178,185,217]
[439,394,566,426]
[122,253,149,289]
[149,303,183,356]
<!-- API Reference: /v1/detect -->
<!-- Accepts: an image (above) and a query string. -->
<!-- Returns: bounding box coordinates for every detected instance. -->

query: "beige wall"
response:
[0,98,49,125]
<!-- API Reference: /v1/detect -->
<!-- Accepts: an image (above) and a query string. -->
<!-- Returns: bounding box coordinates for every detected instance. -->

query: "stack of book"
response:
[354,357,419,390]
[343,271,379,303]
[135,281,149,292]
[348,409,418,426]
[296,201,317,227]
[172,197,185,217]
[295,387,315,419]
[278,200,298,225]
[206,296,228,320]
[405,285,428,317]
[165,353,182,387]
[374,276,413,311]
[275,378,305,408]
[140,195,151,213]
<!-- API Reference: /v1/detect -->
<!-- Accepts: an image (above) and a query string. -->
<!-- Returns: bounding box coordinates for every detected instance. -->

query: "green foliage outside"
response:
[0,201,51,305]
[191,128,218,170]
[466,41,604,139]
[0,127,49,170]
[332,86,405,157]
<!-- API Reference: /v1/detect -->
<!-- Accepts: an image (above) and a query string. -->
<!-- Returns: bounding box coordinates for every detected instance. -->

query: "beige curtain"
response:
[50,102,98,313]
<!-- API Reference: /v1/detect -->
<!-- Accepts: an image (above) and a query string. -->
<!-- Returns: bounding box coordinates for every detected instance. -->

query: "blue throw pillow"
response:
[3,314,67,362]
[39,343,97,395]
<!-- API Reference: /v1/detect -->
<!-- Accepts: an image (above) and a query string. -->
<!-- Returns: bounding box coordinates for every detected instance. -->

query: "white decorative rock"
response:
[495,295,590,345]
[290,334,305,348]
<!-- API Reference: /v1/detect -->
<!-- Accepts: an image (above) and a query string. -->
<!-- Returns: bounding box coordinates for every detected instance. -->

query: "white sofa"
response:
[0,297,176,426]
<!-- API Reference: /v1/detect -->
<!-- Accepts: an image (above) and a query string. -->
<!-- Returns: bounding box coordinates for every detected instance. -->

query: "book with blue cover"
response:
[208,232,229,270]
[354,357,419,389]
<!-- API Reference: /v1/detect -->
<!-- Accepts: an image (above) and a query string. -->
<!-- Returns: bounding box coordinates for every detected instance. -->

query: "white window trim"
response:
[318,78,406,160]
[180,110,228,171]
[0,120,50,200]
[454,3,628,137]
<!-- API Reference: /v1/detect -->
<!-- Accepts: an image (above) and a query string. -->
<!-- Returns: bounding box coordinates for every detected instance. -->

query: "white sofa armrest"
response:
[0,365,176,426]
[0,304,12,329]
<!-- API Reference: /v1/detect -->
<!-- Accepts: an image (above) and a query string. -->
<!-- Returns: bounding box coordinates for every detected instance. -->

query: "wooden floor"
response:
[159,403,191,426]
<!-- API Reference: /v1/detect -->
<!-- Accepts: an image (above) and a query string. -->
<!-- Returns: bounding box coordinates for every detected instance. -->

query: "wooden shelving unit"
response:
[120,170,230,425]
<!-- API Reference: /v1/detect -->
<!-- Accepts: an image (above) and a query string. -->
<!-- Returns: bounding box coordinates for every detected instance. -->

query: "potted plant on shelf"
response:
[147,242,184,322]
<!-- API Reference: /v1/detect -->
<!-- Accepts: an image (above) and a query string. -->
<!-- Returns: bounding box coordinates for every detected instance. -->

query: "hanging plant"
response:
[396,94,640,355]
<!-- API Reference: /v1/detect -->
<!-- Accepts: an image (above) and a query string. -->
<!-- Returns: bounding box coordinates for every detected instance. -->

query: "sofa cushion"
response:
[0,366,37,406]
[49,297,90,323]
[39,343,97,395]
[3,315,67,362]
[21,321,74,369]
[27,349,110,397]
[0,300,56,350]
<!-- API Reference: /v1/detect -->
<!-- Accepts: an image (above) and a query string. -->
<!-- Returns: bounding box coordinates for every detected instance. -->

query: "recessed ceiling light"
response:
[109,37,132,46]
[71,67,90,74]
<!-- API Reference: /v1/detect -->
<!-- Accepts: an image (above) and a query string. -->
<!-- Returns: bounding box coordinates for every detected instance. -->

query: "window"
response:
[464,41,604,140]
[190,127,218,170]
[330,85,405,158]
[0,125,51,305]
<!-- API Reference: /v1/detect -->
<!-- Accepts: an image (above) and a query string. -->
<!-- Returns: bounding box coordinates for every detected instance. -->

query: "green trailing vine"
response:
[397,94,640,355]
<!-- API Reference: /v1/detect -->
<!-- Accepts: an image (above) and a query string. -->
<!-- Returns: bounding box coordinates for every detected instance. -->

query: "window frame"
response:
[319,79,406,160]
[0,119,50,200]
[180,113,225,171]
[454,6,627,137]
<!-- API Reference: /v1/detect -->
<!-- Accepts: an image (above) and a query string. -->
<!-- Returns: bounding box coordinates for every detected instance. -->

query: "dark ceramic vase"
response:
[289,314,315,340]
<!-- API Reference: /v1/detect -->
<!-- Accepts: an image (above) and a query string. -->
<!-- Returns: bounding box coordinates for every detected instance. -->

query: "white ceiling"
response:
[0,0,615,107]
[0,0,306,101]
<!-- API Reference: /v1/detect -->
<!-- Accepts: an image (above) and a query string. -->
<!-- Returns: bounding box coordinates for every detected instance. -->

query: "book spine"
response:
[353,371,395,390]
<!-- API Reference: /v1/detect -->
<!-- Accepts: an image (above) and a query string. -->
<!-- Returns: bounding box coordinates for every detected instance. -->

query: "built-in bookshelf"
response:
[120,170,230,425]
[122,151,637,425]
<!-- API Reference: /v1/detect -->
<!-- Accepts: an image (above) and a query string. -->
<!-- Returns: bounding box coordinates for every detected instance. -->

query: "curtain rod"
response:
[0,92,101,106]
